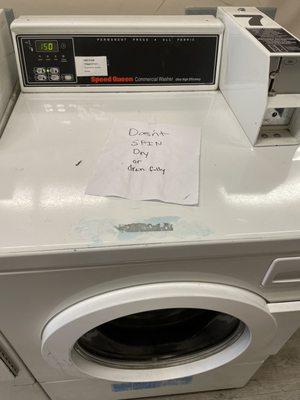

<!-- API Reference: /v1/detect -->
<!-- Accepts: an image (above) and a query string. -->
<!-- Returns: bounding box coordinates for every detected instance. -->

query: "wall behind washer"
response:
[0,0,299,37]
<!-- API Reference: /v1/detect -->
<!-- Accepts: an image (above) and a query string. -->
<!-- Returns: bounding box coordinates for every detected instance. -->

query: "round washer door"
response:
[41,282,277,382]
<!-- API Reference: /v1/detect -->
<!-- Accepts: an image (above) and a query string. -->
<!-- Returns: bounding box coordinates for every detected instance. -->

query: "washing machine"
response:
[0,8,49,400]
[0,8,300,400]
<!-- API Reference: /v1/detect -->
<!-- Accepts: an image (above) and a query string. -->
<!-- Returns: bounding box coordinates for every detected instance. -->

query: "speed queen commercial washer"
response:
[1,9,300,400]
[0,8,49,400]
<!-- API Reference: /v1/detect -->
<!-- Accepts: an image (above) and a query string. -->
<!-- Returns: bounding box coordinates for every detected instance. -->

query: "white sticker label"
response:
[75,56,108,77]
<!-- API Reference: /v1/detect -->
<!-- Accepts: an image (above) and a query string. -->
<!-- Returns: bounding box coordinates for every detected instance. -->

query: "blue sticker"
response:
[112,376,193,392]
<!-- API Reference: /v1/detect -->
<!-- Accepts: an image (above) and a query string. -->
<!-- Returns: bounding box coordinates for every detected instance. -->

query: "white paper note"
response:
[86,120,201,205]
[75,56,108,76]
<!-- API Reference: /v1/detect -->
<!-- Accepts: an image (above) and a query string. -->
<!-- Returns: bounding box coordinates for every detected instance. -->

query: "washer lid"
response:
[41,282,276,382]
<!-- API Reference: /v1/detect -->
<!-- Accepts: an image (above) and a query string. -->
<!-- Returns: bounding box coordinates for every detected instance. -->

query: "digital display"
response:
[35,40,59,53]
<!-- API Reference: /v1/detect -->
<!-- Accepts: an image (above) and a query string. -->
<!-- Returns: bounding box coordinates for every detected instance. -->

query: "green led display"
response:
[35,40,59,53]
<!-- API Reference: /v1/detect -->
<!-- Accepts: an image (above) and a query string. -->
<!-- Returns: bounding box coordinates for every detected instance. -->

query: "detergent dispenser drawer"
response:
[262,257,300,287]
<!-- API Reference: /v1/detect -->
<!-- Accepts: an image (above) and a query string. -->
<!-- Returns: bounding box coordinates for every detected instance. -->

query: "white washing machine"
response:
[0,8,49,400]
[0,8,300,400]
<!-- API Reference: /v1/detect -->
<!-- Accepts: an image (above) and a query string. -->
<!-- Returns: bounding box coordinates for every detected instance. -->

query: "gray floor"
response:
[152,329,300,400]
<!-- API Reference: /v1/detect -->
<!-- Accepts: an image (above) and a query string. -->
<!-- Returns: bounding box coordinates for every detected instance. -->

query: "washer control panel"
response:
[17,35,220,88]
[11,15,224,92]
[18,37,76,85]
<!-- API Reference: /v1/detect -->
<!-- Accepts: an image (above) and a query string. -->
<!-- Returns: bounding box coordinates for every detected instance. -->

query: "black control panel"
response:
[17,35,219,87]
[18,37,76,85]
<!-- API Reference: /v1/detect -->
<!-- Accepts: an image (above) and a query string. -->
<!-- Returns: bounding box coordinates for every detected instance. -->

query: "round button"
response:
[35,67,46,74]
[50,74,60,81]
[36,74,47,81]
[50,67,60,74]
[63,74,73,81]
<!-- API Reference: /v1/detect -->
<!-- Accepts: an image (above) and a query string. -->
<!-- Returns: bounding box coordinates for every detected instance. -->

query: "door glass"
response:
[74,308,245,369]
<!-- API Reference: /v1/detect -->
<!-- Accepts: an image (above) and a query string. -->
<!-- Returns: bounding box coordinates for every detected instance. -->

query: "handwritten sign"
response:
[86,120,201,205]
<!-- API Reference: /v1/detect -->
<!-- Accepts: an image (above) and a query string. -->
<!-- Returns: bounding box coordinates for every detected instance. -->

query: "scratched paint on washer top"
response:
[115,222,174,233]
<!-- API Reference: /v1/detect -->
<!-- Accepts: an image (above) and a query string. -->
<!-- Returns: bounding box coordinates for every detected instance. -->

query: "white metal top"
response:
[1,90,300,254]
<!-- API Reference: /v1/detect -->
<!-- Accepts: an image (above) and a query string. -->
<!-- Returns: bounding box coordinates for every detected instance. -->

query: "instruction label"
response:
[75,56,108,76]
[247,28,300,52]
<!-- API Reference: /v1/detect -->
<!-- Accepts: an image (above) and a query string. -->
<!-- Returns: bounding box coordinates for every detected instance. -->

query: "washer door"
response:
[42,282,277,382]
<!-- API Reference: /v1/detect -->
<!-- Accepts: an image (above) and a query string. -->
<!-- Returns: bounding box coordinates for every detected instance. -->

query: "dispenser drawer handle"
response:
[262,257,300,287]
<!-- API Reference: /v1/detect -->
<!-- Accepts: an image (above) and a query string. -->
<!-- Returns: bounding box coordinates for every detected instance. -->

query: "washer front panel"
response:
[41,282,276,382]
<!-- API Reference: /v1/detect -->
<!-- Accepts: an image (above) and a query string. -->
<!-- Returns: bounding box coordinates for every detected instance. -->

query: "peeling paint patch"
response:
[115,216,179,239]
[74,218,105,246]
[116,222,173,233]
[74,215,214,247]
[176,220,214,238]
